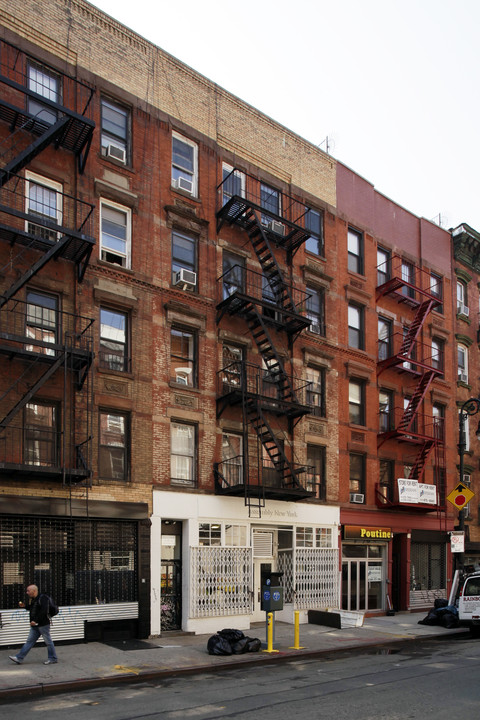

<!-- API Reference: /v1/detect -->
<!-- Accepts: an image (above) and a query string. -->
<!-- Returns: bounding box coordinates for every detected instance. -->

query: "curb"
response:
[0,631,459,704]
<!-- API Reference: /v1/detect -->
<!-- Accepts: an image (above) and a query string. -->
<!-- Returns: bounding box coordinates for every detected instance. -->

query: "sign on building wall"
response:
[343,526,392,541]
[398,478,437,504]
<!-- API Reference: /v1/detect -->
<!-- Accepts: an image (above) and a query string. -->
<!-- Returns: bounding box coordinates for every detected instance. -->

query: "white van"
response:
[458,572,480,635]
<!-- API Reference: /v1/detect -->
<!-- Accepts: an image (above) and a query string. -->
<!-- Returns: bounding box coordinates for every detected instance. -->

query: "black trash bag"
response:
[418,609,439,625]
[218,628,245,643]
[434,598,448,609]
[441,611,459,629]
[207,633,233,655]
[231,636,250,654]
[245,637,262,653]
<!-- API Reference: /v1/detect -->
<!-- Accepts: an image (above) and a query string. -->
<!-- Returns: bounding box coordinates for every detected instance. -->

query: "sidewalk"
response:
[0,613,467,703]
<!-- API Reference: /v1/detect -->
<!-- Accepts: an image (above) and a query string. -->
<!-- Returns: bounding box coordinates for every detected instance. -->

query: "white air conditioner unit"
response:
[175,268,197,289]
[173,176,194,194]
[459,372,468,383]
[350,493,365,504]
[457,303,469,317]
[268,220,285,236]
[106,144,126,163]
[309,323,322,335]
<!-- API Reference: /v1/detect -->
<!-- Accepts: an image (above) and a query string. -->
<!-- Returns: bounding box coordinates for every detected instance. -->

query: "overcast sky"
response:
[90,0,480,231]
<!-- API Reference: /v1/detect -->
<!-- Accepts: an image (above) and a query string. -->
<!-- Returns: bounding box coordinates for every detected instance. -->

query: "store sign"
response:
[343,525,392,540]
[450,531,465,553]
[398,478,437,504]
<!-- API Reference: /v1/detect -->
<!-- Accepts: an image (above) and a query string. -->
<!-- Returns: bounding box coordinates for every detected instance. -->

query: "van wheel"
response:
[469,626,480,637]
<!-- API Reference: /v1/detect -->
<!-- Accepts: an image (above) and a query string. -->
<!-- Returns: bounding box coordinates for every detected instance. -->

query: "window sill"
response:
[98,152,135,174]
[96,258,134,275]
[169,381,200,393]
[97,366,134,380]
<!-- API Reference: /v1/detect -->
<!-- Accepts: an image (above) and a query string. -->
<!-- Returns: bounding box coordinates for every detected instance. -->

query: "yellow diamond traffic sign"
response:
[446,482,475,511]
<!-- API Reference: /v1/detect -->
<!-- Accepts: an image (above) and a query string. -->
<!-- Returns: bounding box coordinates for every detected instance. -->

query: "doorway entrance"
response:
[160,520,182,631]
[252,529,276,621]
[342,544,385,612]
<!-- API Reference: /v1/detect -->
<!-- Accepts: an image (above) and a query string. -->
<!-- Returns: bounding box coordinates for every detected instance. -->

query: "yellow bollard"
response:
[262,612,279,653]
[289,610,306,649]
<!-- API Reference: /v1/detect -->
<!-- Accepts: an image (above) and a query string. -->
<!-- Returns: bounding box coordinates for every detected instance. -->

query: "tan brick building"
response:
[0,0,460,642]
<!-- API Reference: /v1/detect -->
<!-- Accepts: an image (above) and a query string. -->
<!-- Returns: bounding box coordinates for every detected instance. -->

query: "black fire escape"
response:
[0,39,95,484]
[375,255,445,510]
[213,169,317,516]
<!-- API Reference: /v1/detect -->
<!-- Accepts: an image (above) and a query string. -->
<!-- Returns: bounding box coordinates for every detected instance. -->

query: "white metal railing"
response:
[293,548,339,610]
[190,546,252,618]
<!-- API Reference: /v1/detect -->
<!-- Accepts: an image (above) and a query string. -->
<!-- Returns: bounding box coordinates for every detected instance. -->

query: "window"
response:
[24,402,58,467]
[221,432,243,487]
[306,366,326,417]
[170,327,195,386]
[25,290,57,355]
[222,343,243,390]
[306,444,326,500]
[171,422,196,486]
[100,308,129,372]
[404,396,418,434]
[378,316,392,361]
[430,272,443,313]
[348,227,363,274]
[431,337,444,372]
[260,182,280,225]
[432,403,445,443]
[27,60,60,125]
[349,379,365,426]
[379,459,394,503]
[458,344,468,383]
[457,281,469,315]
[222,164,245,206]
[101,98,129,163]
[99,411,129,481]
[377,247,391,286]
[25,172,62,242]
[306,287,325,335]
[304,208,324,256]
[349,453,365,498]
[199,523,221,546]
[172,133,197,195]
[222,250,245,299]
[100,201,131,268]
[225,524,247,547]
[296,526,333,548]
[172,230,197,288]
[348,303,364,349]
[401,260,415,298]
[379,389,393,433]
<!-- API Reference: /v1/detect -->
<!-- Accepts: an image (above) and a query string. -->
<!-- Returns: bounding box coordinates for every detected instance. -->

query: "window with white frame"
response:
[296,526,333,548]
[401,259,415,298]
[101,97,129,163]
[348,227,363,274]
[348,303,364,349]
[304,207,324,256]
[100,307,129,372]
[172,230,197,288]
[221,432,243,487]
[172,132,197,195]
[27,60,60,125]
[431,337,444,372]
[430,272,443,313]
[171,421,196,486]
[25,172,62,242]
[99,410,129,481]
[306,286,325,335]
[222,163,245,206]
[306,366,326,417]
[198,522,221,546]
[458,344,468,383]
[100,200,131,268]
[25,289,57,356]
[457,281,468,315]
[225,524,247,546]
[377,246,391,286]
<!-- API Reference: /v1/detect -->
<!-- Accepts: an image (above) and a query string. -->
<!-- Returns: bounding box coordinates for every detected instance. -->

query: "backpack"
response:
[42,594,59,618]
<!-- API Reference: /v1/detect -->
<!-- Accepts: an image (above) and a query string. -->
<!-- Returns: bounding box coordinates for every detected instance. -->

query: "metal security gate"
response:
[0,515,138,608]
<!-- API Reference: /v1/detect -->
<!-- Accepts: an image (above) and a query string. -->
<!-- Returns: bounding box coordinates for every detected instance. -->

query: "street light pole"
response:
[457,397,480,576]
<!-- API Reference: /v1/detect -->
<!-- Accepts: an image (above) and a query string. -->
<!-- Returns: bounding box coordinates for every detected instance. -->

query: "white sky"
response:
[90,0,480,231]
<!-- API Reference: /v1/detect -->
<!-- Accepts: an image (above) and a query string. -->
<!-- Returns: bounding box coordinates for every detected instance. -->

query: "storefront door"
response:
[252,529,276,622]
[342,544,385,612]
[161,520,182,630]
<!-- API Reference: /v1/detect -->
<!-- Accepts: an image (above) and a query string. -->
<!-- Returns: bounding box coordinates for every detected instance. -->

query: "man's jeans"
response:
[16,624,57,662]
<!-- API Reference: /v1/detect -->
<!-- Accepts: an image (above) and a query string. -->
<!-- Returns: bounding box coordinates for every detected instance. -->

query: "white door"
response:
[252,530,275,622]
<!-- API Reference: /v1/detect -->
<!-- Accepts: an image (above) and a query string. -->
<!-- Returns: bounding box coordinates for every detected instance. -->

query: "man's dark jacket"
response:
[25,593,51,626]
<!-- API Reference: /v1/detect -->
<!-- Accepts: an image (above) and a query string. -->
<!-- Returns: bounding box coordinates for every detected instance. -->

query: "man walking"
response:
[9,584,58,665]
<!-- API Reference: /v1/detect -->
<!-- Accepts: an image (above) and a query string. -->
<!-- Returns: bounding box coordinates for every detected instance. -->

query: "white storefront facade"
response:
[151,490,340,636]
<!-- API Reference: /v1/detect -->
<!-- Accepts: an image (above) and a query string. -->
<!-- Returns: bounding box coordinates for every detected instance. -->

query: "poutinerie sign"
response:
[343,526,392,540]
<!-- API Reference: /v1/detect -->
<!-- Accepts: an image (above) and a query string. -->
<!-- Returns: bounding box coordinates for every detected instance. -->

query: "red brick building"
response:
[0,0,460,642]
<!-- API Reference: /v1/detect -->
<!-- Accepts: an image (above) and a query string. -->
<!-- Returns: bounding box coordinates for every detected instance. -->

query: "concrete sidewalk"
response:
[0,612,468,703]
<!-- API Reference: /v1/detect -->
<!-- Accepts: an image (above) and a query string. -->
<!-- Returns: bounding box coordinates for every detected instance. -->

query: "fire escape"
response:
[0,39,95,484]
[375,255,445,509]
[213,169,317,516]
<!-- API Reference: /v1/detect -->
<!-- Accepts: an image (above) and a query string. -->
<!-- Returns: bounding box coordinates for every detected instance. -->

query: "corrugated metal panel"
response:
[409,590,446,609]
[0,602,138,646]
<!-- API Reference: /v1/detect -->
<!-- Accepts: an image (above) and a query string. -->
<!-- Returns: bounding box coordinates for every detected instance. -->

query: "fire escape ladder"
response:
[0,234,72,307]
[397,370,437,432]
[0,116,70,188]
[0,352,65,429]
[399,299,436,356]
[409,440,436,482]
[244,304,297,404]
[246,400,301,490]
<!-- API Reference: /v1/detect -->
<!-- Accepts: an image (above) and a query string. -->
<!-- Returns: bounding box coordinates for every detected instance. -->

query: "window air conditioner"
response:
[106,144,126,163]
[309,323,322,335]
[350,493,365,504]
[174,176,194,194]
[459,372,468,383]
[175,268,197,289]
[267,220,285,236]
[457,303,469,317]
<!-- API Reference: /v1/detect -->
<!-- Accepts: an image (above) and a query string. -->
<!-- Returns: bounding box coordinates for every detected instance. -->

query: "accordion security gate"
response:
[190,545,339,619]
[0,515,138,644]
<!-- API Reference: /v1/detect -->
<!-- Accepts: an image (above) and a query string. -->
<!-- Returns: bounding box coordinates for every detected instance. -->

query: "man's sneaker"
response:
[9,656,22,664]
[43,659,58,665]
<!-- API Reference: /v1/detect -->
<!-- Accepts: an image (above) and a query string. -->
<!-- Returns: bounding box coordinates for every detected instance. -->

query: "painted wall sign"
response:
[343,525,392,540]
